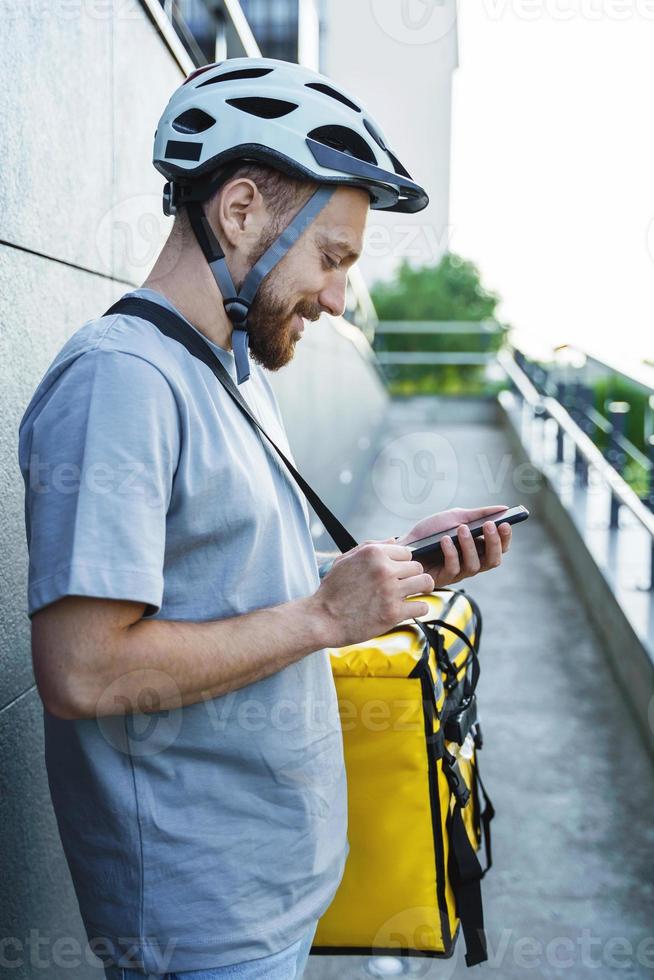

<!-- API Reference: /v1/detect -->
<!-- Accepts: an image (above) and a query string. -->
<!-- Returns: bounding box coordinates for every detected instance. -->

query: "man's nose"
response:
[318,273,348,318]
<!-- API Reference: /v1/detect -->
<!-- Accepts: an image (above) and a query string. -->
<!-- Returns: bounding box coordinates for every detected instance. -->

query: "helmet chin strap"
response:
[185,185,336,384]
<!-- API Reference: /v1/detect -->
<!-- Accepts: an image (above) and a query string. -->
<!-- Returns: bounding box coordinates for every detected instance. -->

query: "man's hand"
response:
[311,541,434,647]
[396,505,512,587]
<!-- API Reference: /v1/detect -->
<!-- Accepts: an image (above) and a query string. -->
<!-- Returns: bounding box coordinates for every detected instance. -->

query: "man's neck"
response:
[142,224,234,352]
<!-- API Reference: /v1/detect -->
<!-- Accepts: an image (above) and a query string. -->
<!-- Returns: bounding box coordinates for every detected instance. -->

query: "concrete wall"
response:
[0,5,387,976]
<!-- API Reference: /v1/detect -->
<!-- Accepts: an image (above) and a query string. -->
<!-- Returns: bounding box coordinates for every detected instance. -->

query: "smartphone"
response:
[408,505,530,565]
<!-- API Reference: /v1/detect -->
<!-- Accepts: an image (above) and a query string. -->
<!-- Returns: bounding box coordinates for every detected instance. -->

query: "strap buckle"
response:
[443,749,471,808]
[223,298,250,325]
[444,694,478,745]
[162,181,179,217]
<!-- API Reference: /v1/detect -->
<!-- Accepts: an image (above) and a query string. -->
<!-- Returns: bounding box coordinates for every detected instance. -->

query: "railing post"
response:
[645,395,654,444]
[606,401,630,529]
[555,382,567,463]
[571,381,583,482]
[644,435,654,590]
[573,382,594,487]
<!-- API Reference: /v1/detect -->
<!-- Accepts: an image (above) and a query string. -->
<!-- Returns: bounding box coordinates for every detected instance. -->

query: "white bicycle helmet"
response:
[152,57,429,383]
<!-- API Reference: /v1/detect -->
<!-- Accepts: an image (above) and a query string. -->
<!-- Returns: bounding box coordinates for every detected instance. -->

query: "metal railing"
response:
[373,320,504,367]
[155,0,259,62]
[510,348,654,517]
[499,347,654,590]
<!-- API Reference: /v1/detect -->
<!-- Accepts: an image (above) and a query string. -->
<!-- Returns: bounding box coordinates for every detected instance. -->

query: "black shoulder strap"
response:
[104,296,358,553]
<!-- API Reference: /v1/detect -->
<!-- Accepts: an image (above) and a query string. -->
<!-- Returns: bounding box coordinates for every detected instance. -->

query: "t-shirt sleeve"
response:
[21,348,181,619]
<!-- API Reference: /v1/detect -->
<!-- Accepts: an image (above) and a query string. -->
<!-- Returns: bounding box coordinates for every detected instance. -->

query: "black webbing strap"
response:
[447,729,495,968]
[104,297,358,552]
[104,298,449,663]
[475,760,495,877]
[449,803,488,967]
[424,616,480,696]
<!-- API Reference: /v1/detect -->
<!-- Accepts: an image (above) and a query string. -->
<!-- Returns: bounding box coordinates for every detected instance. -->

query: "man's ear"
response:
[211,177,264,249]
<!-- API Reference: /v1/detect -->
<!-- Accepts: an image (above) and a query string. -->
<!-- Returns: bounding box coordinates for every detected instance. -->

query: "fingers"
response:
[399,572,435,598]
[478,521,504,569]
[376,543,414,562]
[353,541,413,565]
[498,522,512,552]
[395,559,428,580]
[401,597,431,619]
[456,524,482,575]
[434,533,460,583]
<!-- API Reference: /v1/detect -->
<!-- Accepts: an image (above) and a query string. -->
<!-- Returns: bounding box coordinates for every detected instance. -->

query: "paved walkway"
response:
[305,399,654,980]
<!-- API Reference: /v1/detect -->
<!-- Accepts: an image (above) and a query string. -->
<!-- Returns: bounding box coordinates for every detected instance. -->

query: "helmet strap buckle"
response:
[223,298,250,326]
[162,182,179,217]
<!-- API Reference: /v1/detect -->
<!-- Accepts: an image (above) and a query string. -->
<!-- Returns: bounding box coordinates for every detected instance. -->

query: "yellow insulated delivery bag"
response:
[312,588,494,968]
[101,300,496,970]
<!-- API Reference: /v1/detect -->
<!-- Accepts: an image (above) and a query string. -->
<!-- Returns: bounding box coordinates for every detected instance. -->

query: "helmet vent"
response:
[184,63,223,86]
[388,150,412,180]
[307,125,377,165]
[226,97,298,119]
[363,118,387,152]
[172,108,216,134]
[305,82,360,113]
[198,67,273,87]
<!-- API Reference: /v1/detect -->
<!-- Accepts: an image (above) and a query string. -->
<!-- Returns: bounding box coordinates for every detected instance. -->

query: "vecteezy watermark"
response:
[370,437,546,518]
[484,928,654,970]
[95,192,172,278]
[364,222,454,264]
[200,691,431,737]
[95,669,183,757]
[371,431,460,521]
[95,683,440,759]
[370,0,458,46]
[2,0,141,22]
[371,906,459,978]
[479,0,654,20]
[0,930,178,972]
[368,917,654,977]
[26,451,166,510]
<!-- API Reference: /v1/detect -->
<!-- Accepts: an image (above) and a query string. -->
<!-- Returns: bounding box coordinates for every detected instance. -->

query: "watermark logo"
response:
[370,907,460,978]
[365,222,454,264]
[370,0,458,45]
[95,669,182,757]
[3,0,141,22]
[371,431,459,520]
[27,451,167,510]
[479,0,654,22]
[95,192,171,278]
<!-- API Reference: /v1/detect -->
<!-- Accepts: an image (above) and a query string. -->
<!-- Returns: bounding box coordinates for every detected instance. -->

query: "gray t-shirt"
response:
[18,288,348,974]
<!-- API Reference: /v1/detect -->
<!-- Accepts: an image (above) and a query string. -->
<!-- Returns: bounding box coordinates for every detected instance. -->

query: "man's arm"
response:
[33,540,435,721]
[32,592,329,720]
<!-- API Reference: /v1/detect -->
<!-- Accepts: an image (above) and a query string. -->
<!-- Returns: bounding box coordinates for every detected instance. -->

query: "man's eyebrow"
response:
[317,232,362,262]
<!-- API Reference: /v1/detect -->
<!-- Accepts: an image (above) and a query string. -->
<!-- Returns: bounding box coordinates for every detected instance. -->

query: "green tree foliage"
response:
[370,253,507,396]
[371,253,500,321]
[589,375,650,496]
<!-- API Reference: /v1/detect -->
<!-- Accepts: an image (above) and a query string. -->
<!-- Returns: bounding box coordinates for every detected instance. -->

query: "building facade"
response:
[321,0,459,286]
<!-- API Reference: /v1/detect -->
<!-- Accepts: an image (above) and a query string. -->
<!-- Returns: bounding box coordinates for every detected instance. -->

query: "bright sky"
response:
[449,3,654,365]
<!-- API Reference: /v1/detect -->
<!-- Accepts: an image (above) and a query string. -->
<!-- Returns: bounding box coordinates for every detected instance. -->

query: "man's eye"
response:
[322,252,339,270]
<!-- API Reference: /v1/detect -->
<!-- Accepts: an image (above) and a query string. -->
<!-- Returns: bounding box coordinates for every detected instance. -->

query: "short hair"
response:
[170,163,319,255]
[210,161,318,228]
